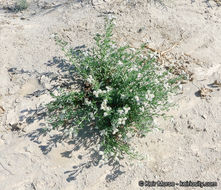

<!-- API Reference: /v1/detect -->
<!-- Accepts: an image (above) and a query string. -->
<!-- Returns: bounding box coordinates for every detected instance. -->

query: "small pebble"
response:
[201,115,207,119]
[180,114,184,119]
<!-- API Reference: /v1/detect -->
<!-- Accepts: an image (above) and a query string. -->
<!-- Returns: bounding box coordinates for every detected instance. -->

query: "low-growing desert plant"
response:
[47,18,183,162]
[15,0,28,11]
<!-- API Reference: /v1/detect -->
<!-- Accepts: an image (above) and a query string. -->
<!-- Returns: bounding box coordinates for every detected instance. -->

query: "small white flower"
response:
[101,99,111,112]
[118,117,127,125]
[110,152,115,157]
[118,109,124,115]
[150,52,158,58]
[89,112,95,120]
[143,102,149,107]
[112,128,119,134]
[100,129,107,136]
[85,98,92,106]
[140,106,145,112]
[121,94,126,99]
[129,66,139,72]
[97,89,102,94]
[123,106,131,114]
[104,112,108,117]
[111,44,117,49]
[107,14,114,20]
[154,79,159,84]
[86,75,94,84]
[106,86,113,92]
[135,96,139,102]
[118,61,123,65]
[156,70,163,76]
[118,118,122,125]
[107,107,111,111]
[137,73,142,79]
[101,99,108,110]
[93,90,99,97]
[145,91,155,101]
[164,83,169,89]
[130,48,136,52]
[121,117,127,125]
[99,151,104,156]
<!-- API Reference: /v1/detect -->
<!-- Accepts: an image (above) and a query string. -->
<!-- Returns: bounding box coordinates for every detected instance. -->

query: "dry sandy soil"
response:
[0,0,221,189]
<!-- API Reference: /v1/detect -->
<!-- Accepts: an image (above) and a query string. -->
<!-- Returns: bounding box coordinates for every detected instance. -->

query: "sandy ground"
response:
[0,0,221,189]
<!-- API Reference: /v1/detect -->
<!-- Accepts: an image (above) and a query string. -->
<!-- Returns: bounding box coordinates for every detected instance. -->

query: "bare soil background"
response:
[0,0,221,189]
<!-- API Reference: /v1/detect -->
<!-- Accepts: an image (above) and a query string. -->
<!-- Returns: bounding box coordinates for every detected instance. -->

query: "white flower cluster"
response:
[112,127,119,134]
[93,89,103,97]
[106,86,113,92]
[140,106,145,112]
[93,86,112,98]
[86,75,94,84]
[118,117,127,125]
[118,60,123,65]
[89,112,95,120]
[116,106,131,126]
[117,106,131,115]
[100,129,107,136]
[150,51,158,59]
[135,96,139,102]
[128,65,139,72]
[137,73,142,80]
[121,94,126,99]
[143,102,149,107]
[145,90,155,101]
[163,82,169,89]
[84,98,92,106]
[153,78,160,84]
[101,99,111,112]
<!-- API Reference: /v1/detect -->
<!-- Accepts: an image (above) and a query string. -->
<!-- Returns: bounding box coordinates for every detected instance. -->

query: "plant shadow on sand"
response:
[15,46,125,183]
[191,0,221,7]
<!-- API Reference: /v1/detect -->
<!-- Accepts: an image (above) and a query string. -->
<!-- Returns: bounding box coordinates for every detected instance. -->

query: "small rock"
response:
[0,106,5,114]
[180,114,184,119]
[187,120,194,129]
[201,115,207,119]
[137,27,145,33]
[174,127,179,133]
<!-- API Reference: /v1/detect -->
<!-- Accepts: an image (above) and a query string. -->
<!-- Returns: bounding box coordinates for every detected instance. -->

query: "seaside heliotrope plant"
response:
[46,18,182,161]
